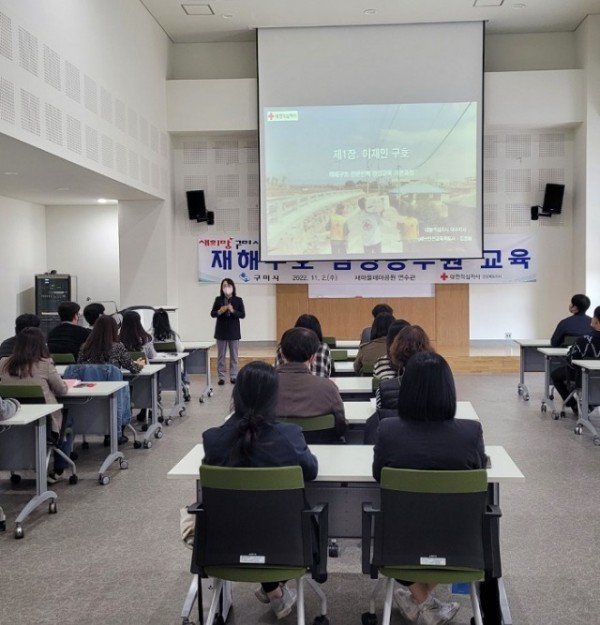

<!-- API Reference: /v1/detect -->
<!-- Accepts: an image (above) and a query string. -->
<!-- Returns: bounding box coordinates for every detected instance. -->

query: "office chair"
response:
[188,465,329,625]
[0,384,78,486]
[330,349,348,362]
[323,336,336,348]
[154,341,177,352]
[359,362,374,377]
[361,468,489,625]
[51,353,76,364]
[277,413,343,445]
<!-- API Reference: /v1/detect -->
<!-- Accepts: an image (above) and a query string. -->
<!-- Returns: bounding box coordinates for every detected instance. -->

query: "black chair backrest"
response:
[372,468,487,571]
[194,465,310,570]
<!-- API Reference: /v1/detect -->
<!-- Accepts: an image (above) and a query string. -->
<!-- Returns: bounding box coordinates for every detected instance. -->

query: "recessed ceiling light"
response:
[3,171,18,175]
[222,14,233,19]
[98,198,118,205]
[364,8,376,15]
[182,4,214,16]
[512,2,526,7]
[473,0,504,7]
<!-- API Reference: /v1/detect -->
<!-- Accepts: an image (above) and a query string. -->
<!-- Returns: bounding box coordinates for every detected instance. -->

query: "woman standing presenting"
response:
[211,278,245,385]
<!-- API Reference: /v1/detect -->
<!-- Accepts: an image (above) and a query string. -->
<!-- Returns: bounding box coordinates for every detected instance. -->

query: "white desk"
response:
[57,364,165,447]
[167,443,522,484]
[150,352,189,421]
[58,382,129,485]
[513,339,551,400]
[335,340,360,349]
[183,341,215,402]
[572,360,600,445]
[0,404,63,538]
[334,361,355,375]
[343,400,480,425]
[332,376,373,397]
[537,347,569,413]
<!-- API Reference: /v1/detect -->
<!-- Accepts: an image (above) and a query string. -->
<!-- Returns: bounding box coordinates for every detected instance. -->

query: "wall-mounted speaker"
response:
[206,211,215,226]
[542,183,565,215]
[186,190,207,221]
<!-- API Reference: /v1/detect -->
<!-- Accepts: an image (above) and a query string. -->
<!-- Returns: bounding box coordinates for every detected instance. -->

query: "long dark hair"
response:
[80,315,119,363]
[119,311,152,351]
[5,328,49,377]
[220,278,236,298]
[370,312,395,340]
[229,361,278,465]
[397,351,456,422]
[295,314,324,342]
[152,308,174,341]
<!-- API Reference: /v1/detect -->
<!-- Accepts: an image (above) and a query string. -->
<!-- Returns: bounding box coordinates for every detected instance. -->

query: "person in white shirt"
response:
[357,196,384,254]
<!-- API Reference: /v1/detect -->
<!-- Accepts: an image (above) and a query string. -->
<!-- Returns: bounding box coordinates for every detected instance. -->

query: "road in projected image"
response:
[262,102,480,259]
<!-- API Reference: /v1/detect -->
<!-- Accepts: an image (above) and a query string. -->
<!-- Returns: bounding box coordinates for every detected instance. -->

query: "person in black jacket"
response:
[47,301,90,360]
[0,313,41,358]
[550,293,592,347]
[210,278,245,385]
[203,361,317,619]
[372,351,486,625]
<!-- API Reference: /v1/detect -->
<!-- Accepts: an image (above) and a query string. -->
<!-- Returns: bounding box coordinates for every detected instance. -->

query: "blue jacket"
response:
[63,363,132,429]
[551,313,593,347]
[203,416,318,481]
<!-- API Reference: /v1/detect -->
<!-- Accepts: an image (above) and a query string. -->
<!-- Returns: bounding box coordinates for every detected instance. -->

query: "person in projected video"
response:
[357,196,384,255]
[327,203,349,255]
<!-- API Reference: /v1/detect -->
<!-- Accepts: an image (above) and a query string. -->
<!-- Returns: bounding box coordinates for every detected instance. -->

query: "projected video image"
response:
[262,102,480,260]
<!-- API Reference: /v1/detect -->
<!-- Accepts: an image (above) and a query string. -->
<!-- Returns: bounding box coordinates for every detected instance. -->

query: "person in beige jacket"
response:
[354,312,395,374]
[0,327,67,433]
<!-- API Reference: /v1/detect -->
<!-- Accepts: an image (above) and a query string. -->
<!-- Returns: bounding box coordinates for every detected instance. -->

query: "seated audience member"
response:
[119,310,158,360]
[372,351,486,625]
[354,312,395,374]
[203,361,318,619]
[276,327,346,442]
[0,396,20,421]
[82,302,105,327]
[0,313,41,358]
[152,308,191,401]
[373,319,411,380]
[360,303,394,343]
[551,294,592,347]
[78,315,144,374]
[550,305,600,414]
[0,328,68,479]
[275,314,332,377]
[47,301,91,360]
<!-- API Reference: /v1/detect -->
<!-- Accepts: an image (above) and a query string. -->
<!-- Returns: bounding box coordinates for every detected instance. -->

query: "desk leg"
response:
[574,369,600,443]
[540,356,551,413]
[14,418,57,539]
[518,347,527,398]
[176,359,185,418]
[181,575,198,624]
[142,374,163,447]
[199,348,214,403]
[98,394,126,485]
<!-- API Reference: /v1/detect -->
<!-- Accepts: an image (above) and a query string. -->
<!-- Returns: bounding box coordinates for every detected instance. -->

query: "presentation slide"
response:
[262,102,480,261]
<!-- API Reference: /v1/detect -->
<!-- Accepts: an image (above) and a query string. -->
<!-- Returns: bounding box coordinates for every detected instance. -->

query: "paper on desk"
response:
[64,379,81,388]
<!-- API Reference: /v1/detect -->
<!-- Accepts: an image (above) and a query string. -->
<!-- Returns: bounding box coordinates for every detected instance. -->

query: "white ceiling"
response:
[140,0,600,43]
[0,134,158,206]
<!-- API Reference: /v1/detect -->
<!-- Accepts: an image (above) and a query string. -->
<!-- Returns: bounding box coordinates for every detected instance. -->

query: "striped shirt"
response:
[373,355,397,381]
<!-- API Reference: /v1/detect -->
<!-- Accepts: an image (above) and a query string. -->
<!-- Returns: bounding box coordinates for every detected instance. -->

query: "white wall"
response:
[0,0,170,198]
[45,205,120,313]
[168,42,257,80]
[0,194,46,338]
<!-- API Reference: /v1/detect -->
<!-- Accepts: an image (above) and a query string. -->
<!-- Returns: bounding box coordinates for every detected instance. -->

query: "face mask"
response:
[223,287,233,296]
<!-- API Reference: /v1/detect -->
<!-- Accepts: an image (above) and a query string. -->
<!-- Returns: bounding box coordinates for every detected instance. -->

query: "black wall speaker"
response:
[206,211,215,226]
[542,183,565,215]
[186,190,207,221]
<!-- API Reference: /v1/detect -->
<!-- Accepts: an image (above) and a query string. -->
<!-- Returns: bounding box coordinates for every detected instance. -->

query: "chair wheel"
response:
[141,424,149,432]
[133,441,142,449]
[82,441,90,450]
[361,613,378,625]
[179,409,185,417]
[119,459,129,470]
[552,411,560,420]
[328,540,339,557]
[70,452,79,461]
[549,393,554,400]
[523,393,530,401]
[314,616,329,625]
[49,501,57,514]
[574,425,583,435]
[68,474,78,485]
[541,403,547,413]
[155,430,163,439]
[208,389,214,397]
[593,437,600,446]
[199,396,205,403]
[99,475,110,485]
[165,417,173,426]
[158,416,164,423]
[143,440,152,449]
[560,411,566,418]
[0,520,5,532]
[10,473,22,485]
[14,523,24,539]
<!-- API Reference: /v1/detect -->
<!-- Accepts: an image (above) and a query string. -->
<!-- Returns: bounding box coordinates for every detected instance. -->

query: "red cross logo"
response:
[268,112,274,121]
[440,273,449,281]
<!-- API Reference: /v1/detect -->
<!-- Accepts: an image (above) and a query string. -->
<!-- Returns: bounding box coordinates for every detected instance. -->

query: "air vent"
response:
[0,76,15,123]
[18,27,38,76]
[0,12,13,60]
[247,173,259,197]
[215,139,239,164]
[183,141,209,164]
[65,61,80,102]
[66,114,82,153]
[505,203,530,229]
[182,4,214,15]
[20,89,40,135]
[183,174,208,191]
[505,134,531,159]
[504,169,531,193]
[86,125,99,161]
[216,174,239,198]
[84,75,97,114]
[539,133,565,157]
[102,134,114,168]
